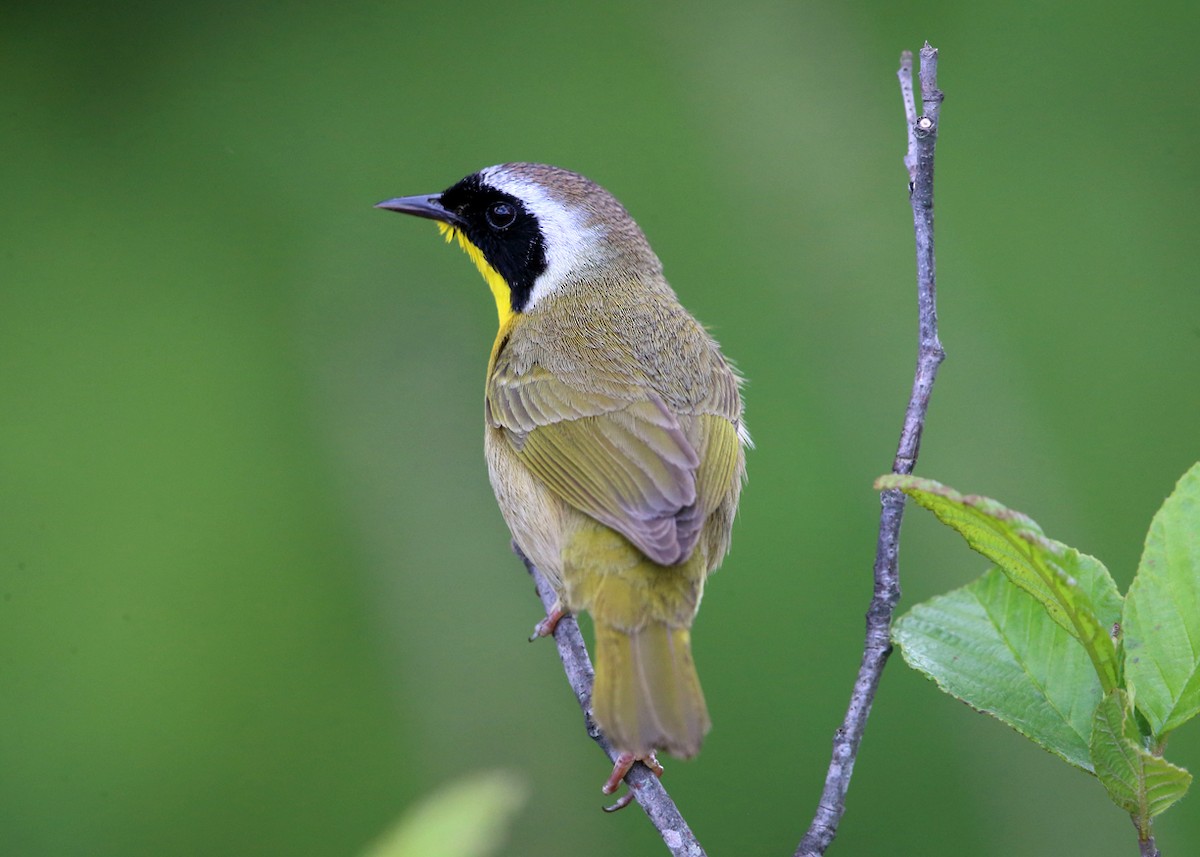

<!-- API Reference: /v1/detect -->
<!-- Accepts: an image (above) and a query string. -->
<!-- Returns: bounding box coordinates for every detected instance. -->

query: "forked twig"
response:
[794,42,945,857]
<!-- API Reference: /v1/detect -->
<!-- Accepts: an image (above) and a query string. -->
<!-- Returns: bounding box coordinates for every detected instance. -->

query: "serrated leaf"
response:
[877,474,1122,692]
[894,567,1104,771]
[362,770,527,857]
[1124,462,1200,738]
[1090,689,1192,834]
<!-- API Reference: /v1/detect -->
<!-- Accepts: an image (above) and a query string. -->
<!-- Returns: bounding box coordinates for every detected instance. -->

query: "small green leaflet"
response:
[1123,462,1200,739]
[1090,690,1191,836]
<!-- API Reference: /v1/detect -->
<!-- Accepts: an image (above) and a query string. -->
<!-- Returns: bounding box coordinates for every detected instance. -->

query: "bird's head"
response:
[377,163,661,331]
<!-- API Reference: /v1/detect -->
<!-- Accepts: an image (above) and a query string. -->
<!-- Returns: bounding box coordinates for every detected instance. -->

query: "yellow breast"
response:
[438,223,515,334]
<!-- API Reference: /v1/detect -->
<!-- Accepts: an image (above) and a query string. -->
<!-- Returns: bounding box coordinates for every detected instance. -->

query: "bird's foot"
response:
[601,751,663,813]
[528,603,566,641]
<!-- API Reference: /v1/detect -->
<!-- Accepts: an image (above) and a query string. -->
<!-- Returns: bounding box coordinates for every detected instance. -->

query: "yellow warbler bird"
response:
[378,164,748,804]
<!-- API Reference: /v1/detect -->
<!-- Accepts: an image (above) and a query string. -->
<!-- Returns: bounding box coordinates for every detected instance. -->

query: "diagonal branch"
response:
[515,546,707,857]
[795,42,945,857]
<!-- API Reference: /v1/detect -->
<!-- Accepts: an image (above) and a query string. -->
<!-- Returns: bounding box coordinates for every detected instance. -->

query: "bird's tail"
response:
[591,617,710,759]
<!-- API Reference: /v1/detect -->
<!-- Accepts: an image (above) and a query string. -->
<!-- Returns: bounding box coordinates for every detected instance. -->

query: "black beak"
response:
[375,194,465,227]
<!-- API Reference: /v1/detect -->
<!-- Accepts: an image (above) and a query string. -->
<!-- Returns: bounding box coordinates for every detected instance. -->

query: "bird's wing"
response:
[488,361,741,566]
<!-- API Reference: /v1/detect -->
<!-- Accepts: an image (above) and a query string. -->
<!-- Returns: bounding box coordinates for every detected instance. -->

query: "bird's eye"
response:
[485,201,517,230]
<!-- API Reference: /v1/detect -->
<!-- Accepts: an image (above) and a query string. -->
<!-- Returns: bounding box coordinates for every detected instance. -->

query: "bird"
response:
[377,163,748,808]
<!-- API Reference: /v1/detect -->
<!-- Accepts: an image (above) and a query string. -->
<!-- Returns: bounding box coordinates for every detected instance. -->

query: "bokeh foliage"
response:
[3,1,1198,855]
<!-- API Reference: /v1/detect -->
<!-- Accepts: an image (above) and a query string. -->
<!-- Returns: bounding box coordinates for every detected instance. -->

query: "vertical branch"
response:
[795,43,945,857]
[899,43,944,475]
[516,548,707,857]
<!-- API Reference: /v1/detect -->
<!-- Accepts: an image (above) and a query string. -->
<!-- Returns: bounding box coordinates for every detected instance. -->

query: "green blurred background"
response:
[4,1,1198,855]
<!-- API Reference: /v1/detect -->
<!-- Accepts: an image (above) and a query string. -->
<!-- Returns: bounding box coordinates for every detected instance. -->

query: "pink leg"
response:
[601,751,663,813]
[528,604,566,641]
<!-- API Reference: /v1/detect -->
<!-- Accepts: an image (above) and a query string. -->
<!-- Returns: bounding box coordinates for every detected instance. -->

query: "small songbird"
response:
[377,164,748,806]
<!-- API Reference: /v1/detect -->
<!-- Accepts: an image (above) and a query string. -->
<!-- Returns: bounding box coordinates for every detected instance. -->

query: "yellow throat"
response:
[438,223,516,338]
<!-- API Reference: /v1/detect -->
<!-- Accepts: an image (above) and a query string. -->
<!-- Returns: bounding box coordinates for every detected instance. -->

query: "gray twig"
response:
[516,547,706,857]
[795,42,945,857]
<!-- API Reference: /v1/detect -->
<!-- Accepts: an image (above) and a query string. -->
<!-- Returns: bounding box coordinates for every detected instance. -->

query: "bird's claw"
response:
[528,605,566,641]
[601,751,663,812]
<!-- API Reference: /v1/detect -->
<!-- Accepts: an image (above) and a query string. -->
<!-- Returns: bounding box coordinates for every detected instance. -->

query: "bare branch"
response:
[515,547,707,857]
[1140,834,1161,857]
[795,43,945,857]
[899,50,918,179]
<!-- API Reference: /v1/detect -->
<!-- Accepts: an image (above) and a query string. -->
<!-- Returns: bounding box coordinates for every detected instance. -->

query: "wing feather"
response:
[488,353,741,567]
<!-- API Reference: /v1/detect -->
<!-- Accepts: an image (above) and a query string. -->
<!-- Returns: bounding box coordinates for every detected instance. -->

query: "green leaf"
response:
[877,474,1123,692]
[1090,689,1192,835]
[1124,462,1200,738]
[894,567,1105,771]
[362,770,528,857]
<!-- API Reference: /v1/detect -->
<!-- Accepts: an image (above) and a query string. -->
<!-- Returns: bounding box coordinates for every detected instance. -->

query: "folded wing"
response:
[488,359,740,566]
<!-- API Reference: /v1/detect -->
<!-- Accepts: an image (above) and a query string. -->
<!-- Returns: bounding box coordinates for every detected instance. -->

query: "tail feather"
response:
[592,620,710,758]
